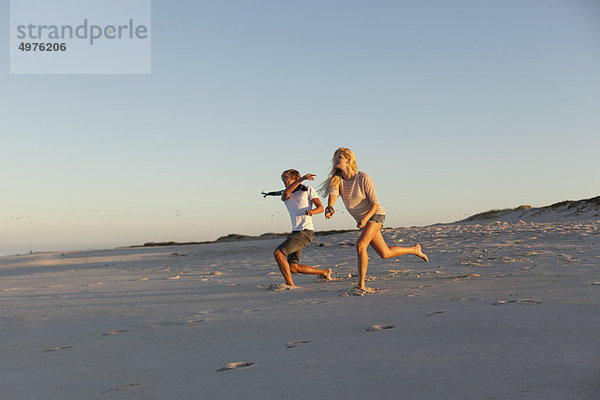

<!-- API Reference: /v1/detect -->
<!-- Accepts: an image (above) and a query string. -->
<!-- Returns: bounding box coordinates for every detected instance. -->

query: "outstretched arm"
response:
[262,190,284,198]
[281,174,315,201]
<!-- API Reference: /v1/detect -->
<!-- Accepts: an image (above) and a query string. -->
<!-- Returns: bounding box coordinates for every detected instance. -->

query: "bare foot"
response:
[414,244,429,262]
[323,268,332,281]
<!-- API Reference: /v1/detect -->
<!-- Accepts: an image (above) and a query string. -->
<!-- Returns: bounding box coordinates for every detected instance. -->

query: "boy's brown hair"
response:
[281,169,301,181]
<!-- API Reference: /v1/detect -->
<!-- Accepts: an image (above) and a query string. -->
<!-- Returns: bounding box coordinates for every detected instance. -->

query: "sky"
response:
[1,0,599,255]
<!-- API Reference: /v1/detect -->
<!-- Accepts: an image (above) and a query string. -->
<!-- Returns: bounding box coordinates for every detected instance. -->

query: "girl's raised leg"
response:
[369,230,429,262]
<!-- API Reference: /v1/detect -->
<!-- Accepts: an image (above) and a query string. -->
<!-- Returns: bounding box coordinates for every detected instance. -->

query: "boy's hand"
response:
[305,209,314,216]
[301,173,316,181]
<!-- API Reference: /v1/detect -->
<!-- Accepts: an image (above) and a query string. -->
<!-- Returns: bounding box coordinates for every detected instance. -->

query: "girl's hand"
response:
[305,209,314,216]
[357,217,368,229]
[325,206,335,220]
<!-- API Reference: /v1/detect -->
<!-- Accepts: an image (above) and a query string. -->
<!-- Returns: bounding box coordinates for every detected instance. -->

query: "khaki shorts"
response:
[277,230,314,264]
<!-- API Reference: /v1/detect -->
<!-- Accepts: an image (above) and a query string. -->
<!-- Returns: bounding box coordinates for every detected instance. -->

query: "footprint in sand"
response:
[343,287,380,296]
[41,345,75,353]
[290,298,327,306]
[493,299,541,305]
[328,275,353,282]
[100,383,142,395]
[427,311,447,317]
[366,324,395,332]
[216,362,256,372]
[441,274,480,280]
[410,284,432,289]
[151,320,184,327]
[287,340,312,348]
[101,329,129,336]
[151,314,208,327]
[267,284,297,291]
[186,316,207,323]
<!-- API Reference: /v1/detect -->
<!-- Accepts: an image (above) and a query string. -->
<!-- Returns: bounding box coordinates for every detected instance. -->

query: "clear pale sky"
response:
[2,0,599,255]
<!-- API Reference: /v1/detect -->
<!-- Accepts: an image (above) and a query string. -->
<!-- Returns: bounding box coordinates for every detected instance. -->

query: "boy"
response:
[268,169,331,287]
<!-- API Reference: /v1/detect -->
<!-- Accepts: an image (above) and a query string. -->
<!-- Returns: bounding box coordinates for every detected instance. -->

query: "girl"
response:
[319,147,428,291]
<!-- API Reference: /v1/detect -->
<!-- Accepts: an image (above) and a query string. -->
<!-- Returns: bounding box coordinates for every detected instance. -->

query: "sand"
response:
[1,220,599,399]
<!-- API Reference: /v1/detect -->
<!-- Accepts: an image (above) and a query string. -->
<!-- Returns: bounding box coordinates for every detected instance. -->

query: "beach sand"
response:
[1,220,599,399]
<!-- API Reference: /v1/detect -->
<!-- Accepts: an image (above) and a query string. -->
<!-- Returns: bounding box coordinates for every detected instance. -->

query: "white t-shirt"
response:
[284,185,318,231]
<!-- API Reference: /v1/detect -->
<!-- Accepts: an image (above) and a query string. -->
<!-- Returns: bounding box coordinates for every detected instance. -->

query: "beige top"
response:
[330,171,385,222]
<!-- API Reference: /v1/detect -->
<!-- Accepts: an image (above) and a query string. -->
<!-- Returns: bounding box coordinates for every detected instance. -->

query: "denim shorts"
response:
[368,214,385,226]
[277,230,314,264]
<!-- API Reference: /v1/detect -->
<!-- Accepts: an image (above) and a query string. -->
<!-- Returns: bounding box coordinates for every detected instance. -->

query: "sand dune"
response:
[460,195,600,223]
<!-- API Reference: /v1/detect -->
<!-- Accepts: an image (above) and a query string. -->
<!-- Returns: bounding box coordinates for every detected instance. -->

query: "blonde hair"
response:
[318,147,358,197]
